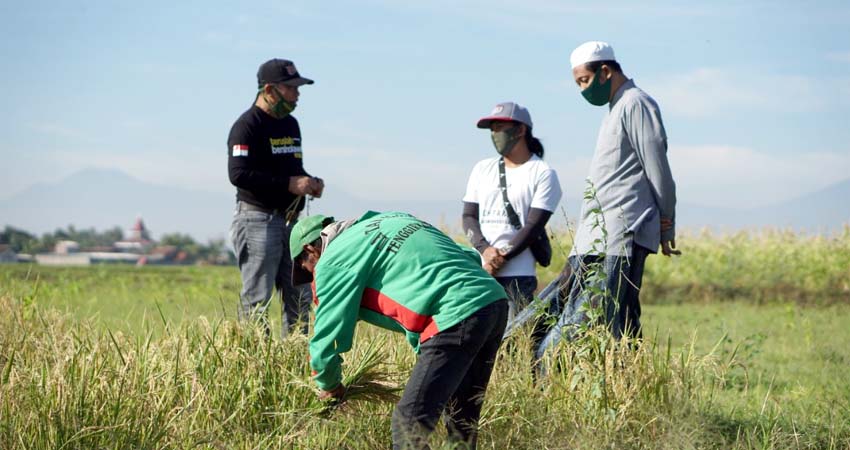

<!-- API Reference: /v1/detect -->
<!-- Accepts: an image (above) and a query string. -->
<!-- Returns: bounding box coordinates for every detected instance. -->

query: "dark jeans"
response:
[496,276,548,366]
[495,276,537,319]
[536,245,650,360]
[229,202,311,338]
[391,299,508,450]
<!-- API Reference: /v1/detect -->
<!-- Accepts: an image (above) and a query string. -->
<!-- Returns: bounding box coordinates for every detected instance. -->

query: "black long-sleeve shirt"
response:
[227,105,310,211]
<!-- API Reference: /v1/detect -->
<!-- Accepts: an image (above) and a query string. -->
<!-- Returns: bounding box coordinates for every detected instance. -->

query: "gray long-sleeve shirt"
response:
[572,79,676,257]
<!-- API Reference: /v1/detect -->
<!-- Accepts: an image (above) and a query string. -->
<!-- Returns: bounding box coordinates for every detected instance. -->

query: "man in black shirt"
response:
[228,58,324,337]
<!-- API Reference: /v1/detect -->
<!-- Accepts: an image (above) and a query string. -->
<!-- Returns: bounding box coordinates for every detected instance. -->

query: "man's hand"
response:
[318,384,346,402]
[289,176,325,197]
[482,246,506,275]
[289,176,314,196]
[660,217,680,256]
[661,240,682,257]
[310,177,325,198]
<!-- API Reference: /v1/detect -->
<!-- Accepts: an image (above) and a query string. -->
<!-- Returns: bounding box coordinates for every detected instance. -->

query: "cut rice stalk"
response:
[317,337,403,416]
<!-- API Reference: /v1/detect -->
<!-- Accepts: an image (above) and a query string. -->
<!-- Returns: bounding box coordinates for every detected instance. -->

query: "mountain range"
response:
[1,168,848,241]
[677,178,850,232]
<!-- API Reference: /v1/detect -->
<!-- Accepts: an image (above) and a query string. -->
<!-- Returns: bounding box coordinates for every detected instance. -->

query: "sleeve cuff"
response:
[312,359,343,391]
[314,373,343,392]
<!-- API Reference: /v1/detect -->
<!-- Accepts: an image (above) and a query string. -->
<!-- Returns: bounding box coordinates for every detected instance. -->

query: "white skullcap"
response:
[570,41,616,69]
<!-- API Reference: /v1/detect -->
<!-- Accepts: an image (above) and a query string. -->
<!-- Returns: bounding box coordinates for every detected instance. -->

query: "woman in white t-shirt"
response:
[462,102,563,326]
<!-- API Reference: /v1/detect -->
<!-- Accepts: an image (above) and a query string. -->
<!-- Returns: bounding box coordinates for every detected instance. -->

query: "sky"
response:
[2,0,849,217]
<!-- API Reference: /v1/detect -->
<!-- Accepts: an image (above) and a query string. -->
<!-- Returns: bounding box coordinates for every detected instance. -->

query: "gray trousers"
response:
[536,245,650,359]
[229,202,311,338]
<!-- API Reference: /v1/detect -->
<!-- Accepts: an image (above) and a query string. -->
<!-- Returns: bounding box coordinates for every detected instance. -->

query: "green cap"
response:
[290,215,334,285]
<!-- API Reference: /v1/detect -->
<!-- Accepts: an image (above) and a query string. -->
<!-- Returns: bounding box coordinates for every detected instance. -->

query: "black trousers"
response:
[391,299,508,450]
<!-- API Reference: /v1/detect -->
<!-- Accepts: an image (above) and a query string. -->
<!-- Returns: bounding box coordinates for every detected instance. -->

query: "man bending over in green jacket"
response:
[290,211,508,450]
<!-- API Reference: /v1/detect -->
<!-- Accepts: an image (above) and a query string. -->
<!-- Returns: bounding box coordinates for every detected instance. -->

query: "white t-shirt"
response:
[463,155,563,277]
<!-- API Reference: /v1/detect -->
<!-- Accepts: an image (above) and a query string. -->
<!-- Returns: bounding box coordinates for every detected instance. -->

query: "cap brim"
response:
[281,77,314,87]
[476,117,515,129]
[292,263,313,286]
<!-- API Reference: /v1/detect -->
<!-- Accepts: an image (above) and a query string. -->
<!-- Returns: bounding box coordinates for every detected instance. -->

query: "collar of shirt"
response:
[609,78,636,109]
[319,218,358,252]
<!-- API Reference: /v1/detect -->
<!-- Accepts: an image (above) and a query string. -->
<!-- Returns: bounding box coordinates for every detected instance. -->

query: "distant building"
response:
[28,216,226,266]
[35,217,174,266]
[36,253,94,266]
[88,245,118,253]
[114,217,153,252]
[35,252,154,266]
[16,253,35,264]
[0,244,17,264]
[55,240,80,254]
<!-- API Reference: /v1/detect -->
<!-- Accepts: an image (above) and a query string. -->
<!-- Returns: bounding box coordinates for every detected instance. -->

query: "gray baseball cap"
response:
[476,102,533,129]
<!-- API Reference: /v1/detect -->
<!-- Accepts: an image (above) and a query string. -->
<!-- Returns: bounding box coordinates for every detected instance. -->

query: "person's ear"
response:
[262,83,277,99]
[601,65,613,82]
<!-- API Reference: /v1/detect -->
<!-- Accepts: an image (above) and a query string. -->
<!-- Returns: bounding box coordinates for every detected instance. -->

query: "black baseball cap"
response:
[257,58,314,87]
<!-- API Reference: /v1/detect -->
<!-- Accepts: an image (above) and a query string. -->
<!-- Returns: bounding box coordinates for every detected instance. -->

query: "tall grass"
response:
[643,226,850,304]
[536,225,850,305]
[0,294,405,449]
[1,227,847,335]
[2,292,848,449]
[1,226,849,448]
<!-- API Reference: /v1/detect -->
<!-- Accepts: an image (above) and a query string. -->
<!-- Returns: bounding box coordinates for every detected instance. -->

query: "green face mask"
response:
[581,67,612,106]
[263,87,297,117]
[491,125,523,156]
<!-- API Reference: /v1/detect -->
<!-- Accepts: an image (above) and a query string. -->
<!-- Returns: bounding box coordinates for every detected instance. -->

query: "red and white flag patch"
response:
[232,144,249,157]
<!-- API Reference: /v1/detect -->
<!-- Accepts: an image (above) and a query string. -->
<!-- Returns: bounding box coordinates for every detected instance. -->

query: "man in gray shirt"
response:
[538,41,679,355]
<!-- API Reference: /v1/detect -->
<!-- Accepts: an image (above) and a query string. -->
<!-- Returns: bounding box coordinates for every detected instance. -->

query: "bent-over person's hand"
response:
[318,384,346,402]
[661,240,682,257]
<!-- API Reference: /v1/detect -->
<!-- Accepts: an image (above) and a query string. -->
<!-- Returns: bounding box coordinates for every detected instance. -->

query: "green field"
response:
[1,229,849,449]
